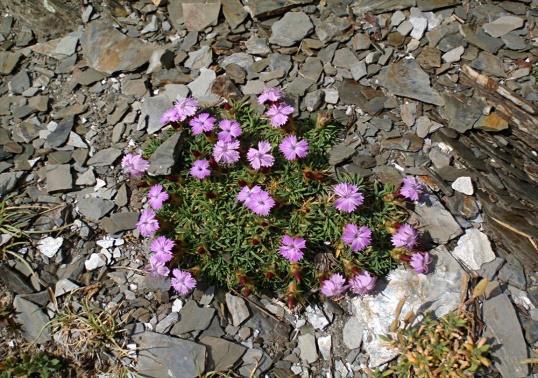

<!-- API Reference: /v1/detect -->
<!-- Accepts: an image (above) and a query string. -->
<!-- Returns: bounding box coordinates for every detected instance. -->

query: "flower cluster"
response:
[119,88,434,305]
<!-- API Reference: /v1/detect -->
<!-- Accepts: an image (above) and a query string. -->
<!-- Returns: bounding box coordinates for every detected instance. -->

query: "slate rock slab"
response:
[225,293,250,326]
[133,331,206,378]
[245,0,313,19]
[352,0,416,15]
[13,295,51,344]
[45,164,72,192]
[87,147,121,167]
[351,245,465,367]
[148,132,183,176]
[269,11,313,47]
[170,300,215,335]
[101,212,138,234]
[483,294,529,378]
[0,171,23,196]
[0,51,21,74]
[81,21,157,74]
[413,195,462,244]
[183,1,221,32]
[376,59,444,106]
[199,336,246,371]
[78,198,115,222]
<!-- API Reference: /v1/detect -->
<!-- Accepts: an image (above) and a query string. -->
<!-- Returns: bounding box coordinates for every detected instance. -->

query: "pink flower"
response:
[333,183,364,213]
[189,113,215,135]
[349,271,376,295]
[400,176,424,202]
[279,235,306,262]
[136,209,159,238]
[266,103,294,128]
[190,159,211,180]
[321,273,347,297]
[247,140,274,170]
[213,140,240,165]
[174,97,198,121]
[258,87,283,105]
[171,268,197,296]
[121,153,149,178]
[236,185,262,203]
[149,254,170,277]
[147,184,169,210]
[342,224,372,252]
[246,190,275,216]
[279,135,309,161]
[160,107,181,124]
[150,236,175,257]
[218,119,242,142]
[410,252,431,274]
[391,224,418,249]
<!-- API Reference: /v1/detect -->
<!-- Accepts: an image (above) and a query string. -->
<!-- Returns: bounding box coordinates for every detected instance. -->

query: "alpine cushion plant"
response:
[123,90,433,304]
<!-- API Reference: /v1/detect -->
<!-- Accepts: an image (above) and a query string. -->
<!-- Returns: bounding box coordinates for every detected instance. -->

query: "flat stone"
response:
[199,336,246,371]
[45,164,72,192]
[148,132,183,176]
[460,25,504,54]
[352,0,415,14]
[376,59,444,106]
[13,296,51,344]
[442,45,464,63]
[226,63,247,84]
[55,279,79,297]
[498,261,526,290]
[441,94,483,133]
[470,51,506,77]
[0,51,21,74]
[9,71,31,94]
[269,12,313,47]
[451,176,473,195]
[133,332,206,378]
[188,68,218,104]
[81,21,157,74]
[414,195,462,244]
[417,46,441,69]
[244,0,313,19]
[101,212,138,234]
[225,293,250,326]
[222,0,247,29]
[417,0,460,11]
[0,171,23,196]
[87,147,121,166]
[314,13,351,43]
[501,33,527,50]
[0,265,34,294]
[46,116,74,148]
[155,312,179,334]
[351,246,465,367]
[245,35,270,56]
[483,294,529,378]
[78,198,115,222]
[170,300,215,335]
[184,46,212,70]
[483,16,524,38]
[76,167,96,186]
[240,348,272,376]
[343,317,364,350]
[183,1,221,32]
[298,333,318,364]
[474,112,509,132]
[451,228,495,270]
